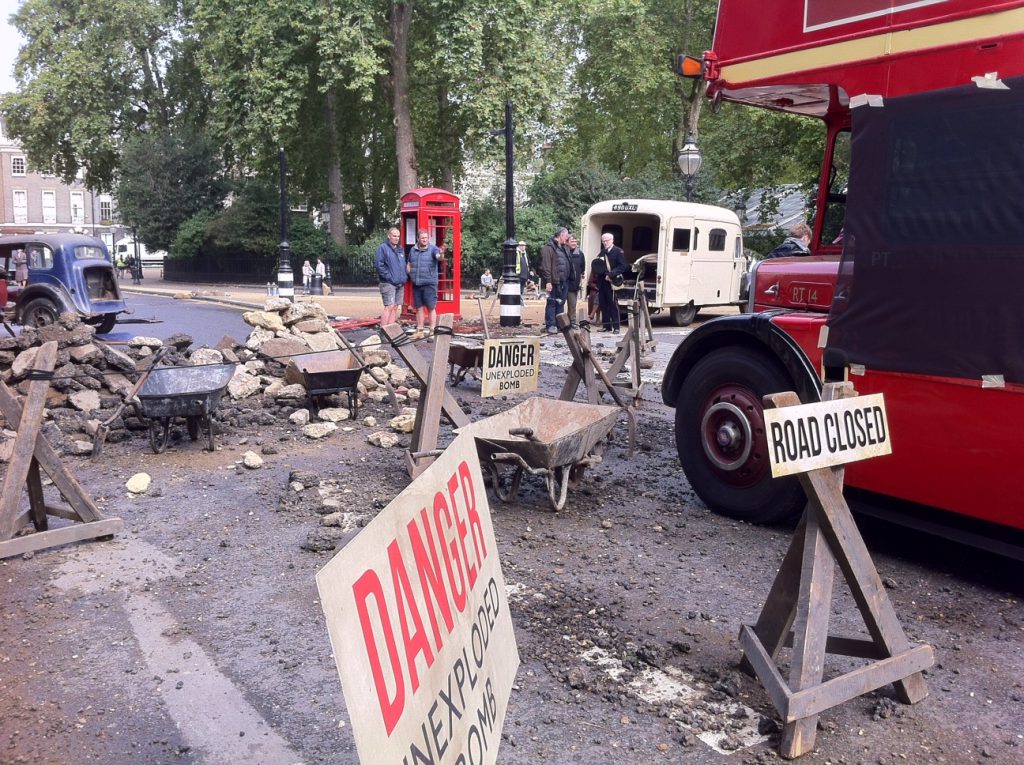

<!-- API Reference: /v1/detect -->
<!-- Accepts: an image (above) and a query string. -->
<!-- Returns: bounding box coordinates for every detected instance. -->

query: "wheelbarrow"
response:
[457,397,621,510]
[448,343,484,386]
[135,363,235,453]
[291,350,363,417]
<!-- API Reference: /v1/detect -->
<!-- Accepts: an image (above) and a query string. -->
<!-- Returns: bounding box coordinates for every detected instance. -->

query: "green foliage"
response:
[169,211,217,260]
[117,126,229,251]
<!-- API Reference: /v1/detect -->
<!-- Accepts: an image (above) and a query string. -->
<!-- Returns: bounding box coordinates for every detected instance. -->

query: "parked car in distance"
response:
[114,237,166,269]
[0,234,127,334]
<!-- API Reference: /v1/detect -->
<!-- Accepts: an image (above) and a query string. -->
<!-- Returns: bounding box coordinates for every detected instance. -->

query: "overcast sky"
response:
[1,1,24,94]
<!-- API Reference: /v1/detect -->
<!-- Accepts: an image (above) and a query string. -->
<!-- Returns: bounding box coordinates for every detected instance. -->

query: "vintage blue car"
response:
[0,234,127,334]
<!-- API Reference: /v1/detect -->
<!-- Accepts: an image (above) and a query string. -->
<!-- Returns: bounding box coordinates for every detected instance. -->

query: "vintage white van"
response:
[113,237,166,269]
[580,199,749,326]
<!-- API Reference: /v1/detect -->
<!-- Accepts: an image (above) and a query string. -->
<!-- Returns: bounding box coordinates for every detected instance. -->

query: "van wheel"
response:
[675,347,805,523]
[21,298,59,328]
[670,303,698,326]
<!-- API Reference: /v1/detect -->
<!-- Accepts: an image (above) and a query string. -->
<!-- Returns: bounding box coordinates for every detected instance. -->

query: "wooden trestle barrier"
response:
[740,383,933,758]
[0,341,123,559]
[380,315,469,479]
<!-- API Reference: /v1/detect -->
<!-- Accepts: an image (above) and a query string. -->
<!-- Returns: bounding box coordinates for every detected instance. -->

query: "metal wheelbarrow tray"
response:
[135,363,235,453]
[447,343,484,386]
[457,397,621,510]
[292,350,363,417]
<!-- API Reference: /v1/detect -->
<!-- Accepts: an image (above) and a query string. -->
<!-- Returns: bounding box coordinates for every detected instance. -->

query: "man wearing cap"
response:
[515,240,530,304]
[539,227,570,334]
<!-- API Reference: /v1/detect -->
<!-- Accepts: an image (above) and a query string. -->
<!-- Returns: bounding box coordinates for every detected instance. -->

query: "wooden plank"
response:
[405,314,455,479]
[780,513,835,758]
[738,625,793,717]
[556,318,595,403]
[0,518,124,560]
[0,382,103,522]
[26,459,48,532]
[781,633,887,660]
[380,323,469,428]
[786,644,934,722]
[580,331,599,404]
[0,342,57,540]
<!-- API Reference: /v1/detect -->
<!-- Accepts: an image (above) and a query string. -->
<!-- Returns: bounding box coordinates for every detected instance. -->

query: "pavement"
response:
[118,270,551,329]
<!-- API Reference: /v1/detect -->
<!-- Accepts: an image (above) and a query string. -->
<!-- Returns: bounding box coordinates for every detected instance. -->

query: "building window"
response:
[12,190,27,224]
[71,191,85,225]
[99,195,112,222]
[11,156,26,176]
[42,190,57,224]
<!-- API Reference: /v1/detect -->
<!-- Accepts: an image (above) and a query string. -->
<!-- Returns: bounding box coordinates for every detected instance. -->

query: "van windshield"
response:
[74,246,106,260]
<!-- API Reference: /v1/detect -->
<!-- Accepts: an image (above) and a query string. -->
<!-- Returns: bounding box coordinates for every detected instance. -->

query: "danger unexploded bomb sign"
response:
[480,338,540,398]
[316,434,519,765]
[763,393,891,477]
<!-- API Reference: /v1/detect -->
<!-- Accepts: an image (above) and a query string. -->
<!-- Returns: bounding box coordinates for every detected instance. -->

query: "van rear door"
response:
[659,218,694,307]
[690,223,741,304]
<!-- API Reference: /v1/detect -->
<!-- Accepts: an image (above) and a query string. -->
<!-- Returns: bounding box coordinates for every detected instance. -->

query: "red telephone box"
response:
[399,188,462,320]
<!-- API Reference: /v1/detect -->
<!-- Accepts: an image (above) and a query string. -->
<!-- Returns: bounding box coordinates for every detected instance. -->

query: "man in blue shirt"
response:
[406,229,443,338]
[374,227,407,326]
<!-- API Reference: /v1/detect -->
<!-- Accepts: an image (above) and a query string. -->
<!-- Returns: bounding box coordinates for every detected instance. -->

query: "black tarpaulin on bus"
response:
[826,77,1024,384]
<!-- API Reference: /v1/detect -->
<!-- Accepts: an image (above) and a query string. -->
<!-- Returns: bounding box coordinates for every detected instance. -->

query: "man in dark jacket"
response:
[593,232,627,333]
[374,227,407,326]
[565,234,586,329]
[539,227,570,334]
[765,222,812,259]
[406,229,443,338]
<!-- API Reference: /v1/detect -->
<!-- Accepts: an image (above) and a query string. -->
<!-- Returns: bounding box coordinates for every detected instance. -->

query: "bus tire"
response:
[675,346,805,524]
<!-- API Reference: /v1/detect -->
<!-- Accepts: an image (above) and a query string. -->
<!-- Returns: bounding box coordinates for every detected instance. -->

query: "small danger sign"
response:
[763,393,891,477]
[316,434,519,765]
[480,338,540,398]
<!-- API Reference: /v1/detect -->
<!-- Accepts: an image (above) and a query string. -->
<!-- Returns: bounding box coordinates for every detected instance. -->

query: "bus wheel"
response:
[675,347,805,524]
[670,303,698,326]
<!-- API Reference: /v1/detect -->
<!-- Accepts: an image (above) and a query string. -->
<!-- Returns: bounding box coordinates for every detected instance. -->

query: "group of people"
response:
[538,227,626,335]
[300,258,329,294]
[373,226,445,340]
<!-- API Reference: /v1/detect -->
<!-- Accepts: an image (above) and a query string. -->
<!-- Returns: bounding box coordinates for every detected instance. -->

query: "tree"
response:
[116,125,229,251]
[1,0,180,190]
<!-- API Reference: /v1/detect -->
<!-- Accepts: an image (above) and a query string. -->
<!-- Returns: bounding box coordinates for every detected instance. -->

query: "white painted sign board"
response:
[316,433,520,765]
[480,338,540,398]
[763,393,891,477]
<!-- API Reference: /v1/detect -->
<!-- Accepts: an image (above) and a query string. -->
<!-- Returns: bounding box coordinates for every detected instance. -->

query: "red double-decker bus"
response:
[663,1,1024,552]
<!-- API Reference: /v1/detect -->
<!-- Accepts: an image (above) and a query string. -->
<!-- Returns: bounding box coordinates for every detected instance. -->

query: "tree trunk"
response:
[390,2,418,195]
[325,90,347,245]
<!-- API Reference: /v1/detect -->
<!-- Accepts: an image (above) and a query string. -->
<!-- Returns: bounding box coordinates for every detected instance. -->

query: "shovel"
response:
[91,345,168,459]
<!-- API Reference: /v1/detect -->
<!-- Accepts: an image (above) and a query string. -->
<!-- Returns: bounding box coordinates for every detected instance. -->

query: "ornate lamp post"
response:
[677,135,703,203]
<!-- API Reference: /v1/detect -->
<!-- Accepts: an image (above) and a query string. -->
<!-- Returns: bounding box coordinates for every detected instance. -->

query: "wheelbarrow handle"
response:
[508,427,538,440]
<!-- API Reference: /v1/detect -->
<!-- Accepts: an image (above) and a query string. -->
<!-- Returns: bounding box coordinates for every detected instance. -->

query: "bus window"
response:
[821,129,850,245]
[672,228,690,251]
[708,228,727,251]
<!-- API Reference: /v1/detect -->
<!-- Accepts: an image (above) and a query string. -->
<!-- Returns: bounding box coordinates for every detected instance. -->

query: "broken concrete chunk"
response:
[368,431,400,448]
[126,473,151,494]
[302,422,338,439]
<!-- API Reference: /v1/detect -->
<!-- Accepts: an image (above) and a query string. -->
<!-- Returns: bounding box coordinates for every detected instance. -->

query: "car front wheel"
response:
[21,298,60,328]
[675,346,805,524]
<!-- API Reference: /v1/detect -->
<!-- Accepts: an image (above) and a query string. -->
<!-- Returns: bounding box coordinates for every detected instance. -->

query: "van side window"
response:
[672,228,691,251]
[709,228,727,251]
[631,226,654,253]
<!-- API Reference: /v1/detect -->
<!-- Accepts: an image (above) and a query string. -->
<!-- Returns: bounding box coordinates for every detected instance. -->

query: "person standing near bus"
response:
[765,222,812,258]
[594,232,626,333]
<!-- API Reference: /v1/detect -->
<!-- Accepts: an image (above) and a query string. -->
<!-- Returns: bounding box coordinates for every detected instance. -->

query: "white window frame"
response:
[70,191,85,225]
[11,156,26,176]
[42,190,57,224]
[99,195,112,222]
[12,189,28,224]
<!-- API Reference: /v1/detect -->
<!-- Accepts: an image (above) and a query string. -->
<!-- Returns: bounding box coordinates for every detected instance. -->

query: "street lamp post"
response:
[276,148,294,303]
[677,135,703,203]
[498,100,521,327]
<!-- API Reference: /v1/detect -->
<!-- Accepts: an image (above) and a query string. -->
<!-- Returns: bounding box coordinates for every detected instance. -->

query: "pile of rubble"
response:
[0,299,421,458]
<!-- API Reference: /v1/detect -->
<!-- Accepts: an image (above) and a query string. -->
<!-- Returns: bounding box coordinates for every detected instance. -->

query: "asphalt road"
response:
[113,292,252,348]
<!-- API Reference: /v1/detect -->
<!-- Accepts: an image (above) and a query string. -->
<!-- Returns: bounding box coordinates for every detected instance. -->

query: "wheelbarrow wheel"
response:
[186,416,200,441]
[547,466,571,511]
[488,462,524,503]
[149,418,171,454]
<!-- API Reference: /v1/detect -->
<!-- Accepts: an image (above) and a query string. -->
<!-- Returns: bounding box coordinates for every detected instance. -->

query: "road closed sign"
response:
[763,393,891,477]
[480,338,540,398]
[316,433,520,765]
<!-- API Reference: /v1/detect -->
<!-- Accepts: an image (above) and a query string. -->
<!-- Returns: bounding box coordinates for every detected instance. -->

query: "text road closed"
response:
[317,433,519,765]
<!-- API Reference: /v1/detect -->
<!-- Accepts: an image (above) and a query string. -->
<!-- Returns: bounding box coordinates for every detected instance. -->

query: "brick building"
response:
[0,117,122,249]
